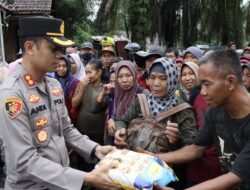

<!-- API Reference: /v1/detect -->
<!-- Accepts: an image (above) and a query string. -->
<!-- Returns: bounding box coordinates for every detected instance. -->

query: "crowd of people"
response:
[0,15,250,190]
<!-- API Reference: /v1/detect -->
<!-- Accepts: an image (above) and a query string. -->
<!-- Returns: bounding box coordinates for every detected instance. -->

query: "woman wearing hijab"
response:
[115,57,197,189]
[68,53,86,81]
[54,55,80,124]
[114,60,144,118]
[177,62,199,102]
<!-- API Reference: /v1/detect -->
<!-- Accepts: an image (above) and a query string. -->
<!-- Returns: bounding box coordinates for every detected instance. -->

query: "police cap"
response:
[19,16,74,47]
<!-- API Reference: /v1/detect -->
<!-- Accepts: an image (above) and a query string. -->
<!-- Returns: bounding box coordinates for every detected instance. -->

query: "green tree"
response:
[246,2,250,42]
[129,0,151,49]
[52,0,94,45]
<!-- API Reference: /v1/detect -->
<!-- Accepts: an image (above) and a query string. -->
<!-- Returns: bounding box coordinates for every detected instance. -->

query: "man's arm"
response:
[185,172,242,190]
[156,144,206,164]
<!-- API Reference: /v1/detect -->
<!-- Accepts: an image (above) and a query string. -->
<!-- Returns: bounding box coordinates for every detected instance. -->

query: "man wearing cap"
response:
[0,16,118,190]
[101,36,115,49]
[79,42,95,65]
[99,47,115,83]
[124,42,141,62]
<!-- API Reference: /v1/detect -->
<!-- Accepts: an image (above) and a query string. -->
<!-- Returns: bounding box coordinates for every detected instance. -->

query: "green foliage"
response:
[246,2,250,42]
[52,0,94,45]
[129,0,151,49]
[52,0,248,49]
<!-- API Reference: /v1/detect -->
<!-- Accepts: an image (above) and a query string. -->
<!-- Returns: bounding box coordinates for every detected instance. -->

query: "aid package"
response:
[97,149,177,190]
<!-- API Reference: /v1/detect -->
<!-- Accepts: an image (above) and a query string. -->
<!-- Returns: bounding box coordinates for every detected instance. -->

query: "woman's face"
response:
[148,72,168,98]
[184,52,198,63]
[56,59,67,77]
[85,64,101,84]
[117,67,134,90]
[242,67,250,89]
[180,66,197,90]
[69,57,77,75]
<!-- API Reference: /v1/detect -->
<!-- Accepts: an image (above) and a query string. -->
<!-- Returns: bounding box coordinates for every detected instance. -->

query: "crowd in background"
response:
[1,36,250,189]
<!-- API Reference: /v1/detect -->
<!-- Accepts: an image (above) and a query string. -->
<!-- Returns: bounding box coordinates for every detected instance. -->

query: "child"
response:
[73,59,106,173]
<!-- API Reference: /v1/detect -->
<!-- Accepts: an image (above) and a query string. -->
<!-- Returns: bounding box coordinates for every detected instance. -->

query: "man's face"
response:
[198,62,230,108]
[165,51,177,61]
[229,44,237,50]
[100,52,114,68]
[80,48,93,56]
[31,39,63,73]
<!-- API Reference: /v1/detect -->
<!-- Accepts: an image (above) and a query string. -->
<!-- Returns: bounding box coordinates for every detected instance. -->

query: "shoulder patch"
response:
[4,97,23,119]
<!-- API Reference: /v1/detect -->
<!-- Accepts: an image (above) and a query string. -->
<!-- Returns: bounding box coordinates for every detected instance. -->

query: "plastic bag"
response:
[97,149,177,190]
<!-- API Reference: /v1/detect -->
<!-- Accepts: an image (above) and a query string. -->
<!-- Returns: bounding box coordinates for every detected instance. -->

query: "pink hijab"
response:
[115,61,138,117]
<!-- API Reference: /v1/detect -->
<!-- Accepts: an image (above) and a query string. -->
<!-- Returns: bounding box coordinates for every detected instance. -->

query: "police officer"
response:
[0,16,118,190]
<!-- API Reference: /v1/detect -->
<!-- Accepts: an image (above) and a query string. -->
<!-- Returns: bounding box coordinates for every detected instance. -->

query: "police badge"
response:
[4,97,23,119]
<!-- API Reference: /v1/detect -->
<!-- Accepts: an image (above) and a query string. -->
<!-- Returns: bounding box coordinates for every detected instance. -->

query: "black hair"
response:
[199,49,242,83]
[165,47,179,57]
[85,59,102,71]
[20,36,44,53]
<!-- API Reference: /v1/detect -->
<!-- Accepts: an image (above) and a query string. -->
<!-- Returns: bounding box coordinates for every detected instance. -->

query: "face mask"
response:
[82,53,93,61]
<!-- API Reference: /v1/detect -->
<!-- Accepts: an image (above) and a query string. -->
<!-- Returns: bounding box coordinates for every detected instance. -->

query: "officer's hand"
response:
[84,160,119,190]
[153,183,174,190]
[106,119,115,136]
[114,128,128,148]
[95,145,116,160]
[165,121,180,144]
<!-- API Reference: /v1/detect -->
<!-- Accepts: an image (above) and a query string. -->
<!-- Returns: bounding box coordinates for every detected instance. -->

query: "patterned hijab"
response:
[147,57,180,117]
[114,61,138,117]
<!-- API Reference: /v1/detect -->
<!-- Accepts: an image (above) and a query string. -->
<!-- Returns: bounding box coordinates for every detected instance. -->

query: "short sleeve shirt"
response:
[194,106,250,182]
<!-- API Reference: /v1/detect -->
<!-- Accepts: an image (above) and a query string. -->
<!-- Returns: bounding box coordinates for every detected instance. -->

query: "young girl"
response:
[72,60,106,173]
[73,60,105,143]
[94,69,116,145]
[54,55,80,124]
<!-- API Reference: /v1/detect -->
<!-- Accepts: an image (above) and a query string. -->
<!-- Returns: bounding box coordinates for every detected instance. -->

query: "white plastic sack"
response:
[97,149,177,190]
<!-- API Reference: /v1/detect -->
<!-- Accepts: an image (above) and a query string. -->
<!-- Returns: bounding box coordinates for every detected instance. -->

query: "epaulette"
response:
[1,76,18,90]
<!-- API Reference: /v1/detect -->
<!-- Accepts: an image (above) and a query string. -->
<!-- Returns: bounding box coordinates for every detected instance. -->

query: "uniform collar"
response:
[16,64,38,89]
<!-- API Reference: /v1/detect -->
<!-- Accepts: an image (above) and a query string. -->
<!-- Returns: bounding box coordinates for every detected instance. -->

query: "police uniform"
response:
[0,17,98,190]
